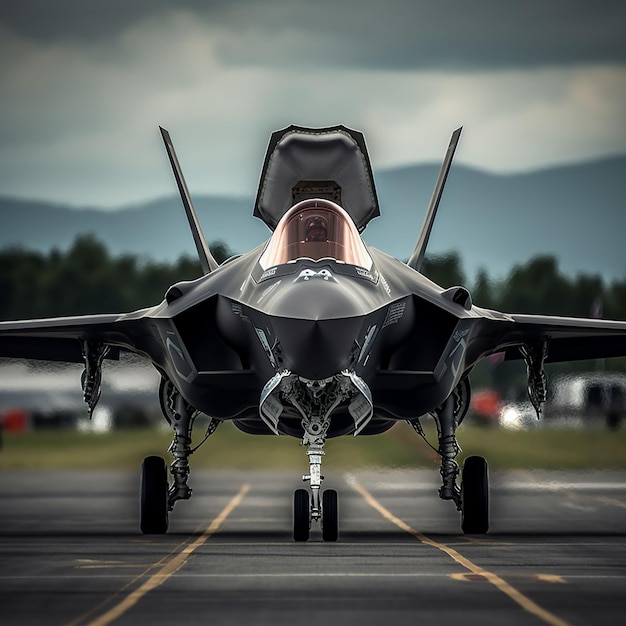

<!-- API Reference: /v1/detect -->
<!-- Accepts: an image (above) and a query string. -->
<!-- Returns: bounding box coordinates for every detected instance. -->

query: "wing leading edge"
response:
[495,313,626,363]
[0,311,153,363]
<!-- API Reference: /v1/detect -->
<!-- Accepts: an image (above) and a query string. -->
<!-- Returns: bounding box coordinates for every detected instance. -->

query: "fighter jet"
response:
[2,125,626,540]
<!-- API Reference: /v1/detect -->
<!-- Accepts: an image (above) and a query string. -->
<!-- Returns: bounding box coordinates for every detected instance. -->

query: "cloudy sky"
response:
[1,0,625,208]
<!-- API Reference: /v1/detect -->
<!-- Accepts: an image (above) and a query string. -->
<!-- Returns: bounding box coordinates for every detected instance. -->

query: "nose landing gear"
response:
[293,414,339,541]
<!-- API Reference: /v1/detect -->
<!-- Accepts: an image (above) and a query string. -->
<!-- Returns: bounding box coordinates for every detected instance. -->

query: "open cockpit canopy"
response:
[253,125,380,232]
[259,199,373,270]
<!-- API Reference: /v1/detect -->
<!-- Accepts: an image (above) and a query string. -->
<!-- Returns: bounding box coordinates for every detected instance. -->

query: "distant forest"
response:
[0,235,231,320]
[1,234,625,321]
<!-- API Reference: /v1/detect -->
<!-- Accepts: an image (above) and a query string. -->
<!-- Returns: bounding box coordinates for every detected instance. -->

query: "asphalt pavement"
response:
[1,467,626,626]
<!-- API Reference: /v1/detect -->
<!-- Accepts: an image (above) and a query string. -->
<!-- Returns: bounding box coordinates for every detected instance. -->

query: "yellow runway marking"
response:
[460,536,514,545]
[534,574,566,584]
[451,572,566,585]
[70,483,249,626]
[451,572,488,582]
[595,496,626,509]
[348,476,572,626]
[77,565,152,570]
[75,559,153,570]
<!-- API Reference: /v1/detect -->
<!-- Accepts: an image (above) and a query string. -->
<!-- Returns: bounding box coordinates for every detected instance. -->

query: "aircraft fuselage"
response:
[141,243,480,439]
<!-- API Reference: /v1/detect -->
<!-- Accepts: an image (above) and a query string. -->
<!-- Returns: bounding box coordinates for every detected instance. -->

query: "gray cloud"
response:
[0,1,625,208]
[1,0,625,70]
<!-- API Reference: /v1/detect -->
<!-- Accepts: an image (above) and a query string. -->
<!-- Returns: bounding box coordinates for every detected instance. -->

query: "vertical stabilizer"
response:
[407,127,462,272]
[160,127,219,274]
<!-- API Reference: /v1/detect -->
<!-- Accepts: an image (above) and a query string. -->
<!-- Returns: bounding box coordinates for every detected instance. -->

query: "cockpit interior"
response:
[259,199,372,270]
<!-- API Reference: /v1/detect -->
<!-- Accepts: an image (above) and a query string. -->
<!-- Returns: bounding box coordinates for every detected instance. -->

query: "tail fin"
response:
[160,126,219,274]
[407,127,462,272]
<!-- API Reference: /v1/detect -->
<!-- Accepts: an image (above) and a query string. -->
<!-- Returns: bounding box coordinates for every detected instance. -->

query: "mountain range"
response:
[1,156,625,282]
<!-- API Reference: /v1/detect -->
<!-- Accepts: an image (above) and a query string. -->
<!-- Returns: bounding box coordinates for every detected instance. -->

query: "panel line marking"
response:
[73,483,249,626]
[348,476,572,626]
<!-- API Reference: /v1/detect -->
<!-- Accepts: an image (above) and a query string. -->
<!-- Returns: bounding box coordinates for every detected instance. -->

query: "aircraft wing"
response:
[0,311,153,363]
[494,313,626,363]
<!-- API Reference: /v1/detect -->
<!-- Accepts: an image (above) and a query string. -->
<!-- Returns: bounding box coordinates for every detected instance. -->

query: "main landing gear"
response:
[409,392,490,534]
[138,373,492,537]
[140,378,219,534]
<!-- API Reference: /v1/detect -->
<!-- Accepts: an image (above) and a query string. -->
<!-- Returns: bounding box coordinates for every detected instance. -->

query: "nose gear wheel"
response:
[293,489,310,542]
[321,489,338,542]
[292,406,340,541]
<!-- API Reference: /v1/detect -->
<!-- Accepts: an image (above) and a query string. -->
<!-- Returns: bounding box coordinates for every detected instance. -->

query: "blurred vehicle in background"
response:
[496,372,626,429]
[547,372,626,430]
[0,358,161,432]
[469,388,502,426]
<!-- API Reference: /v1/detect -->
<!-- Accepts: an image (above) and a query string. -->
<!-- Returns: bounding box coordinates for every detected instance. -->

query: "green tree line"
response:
[0,235,232,320]
[423,252,626,320]
[421,252,626,384]
[1,235,625,322]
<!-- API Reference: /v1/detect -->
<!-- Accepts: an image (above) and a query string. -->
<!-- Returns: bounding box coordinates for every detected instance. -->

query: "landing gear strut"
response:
[81,340,109,416]
[260,370,373,542]
[139,377,219,534]
[293,412,339,542]
[433,395,463,509]
[409,390,490,534]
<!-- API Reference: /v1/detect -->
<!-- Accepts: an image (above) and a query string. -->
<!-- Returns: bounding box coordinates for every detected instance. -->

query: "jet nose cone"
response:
[265,278,367,320]
[274,316,361,380]
[262,275,370,379]
[262,268,369,380]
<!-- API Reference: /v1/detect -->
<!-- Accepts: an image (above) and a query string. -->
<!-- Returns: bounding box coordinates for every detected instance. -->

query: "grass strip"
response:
[1,421,625,471]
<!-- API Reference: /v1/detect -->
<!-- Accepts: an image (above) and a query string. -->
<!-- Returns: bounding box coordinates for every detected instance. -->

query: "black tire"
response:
[461,455,489,534]
[140,456,169,534]
[322,489,338,542]
[293,489,310,542]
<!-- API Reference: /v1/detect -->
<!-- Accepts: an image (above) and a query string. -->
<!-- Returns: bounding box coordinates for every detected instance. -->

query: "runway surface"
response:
[1,467,626,626]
